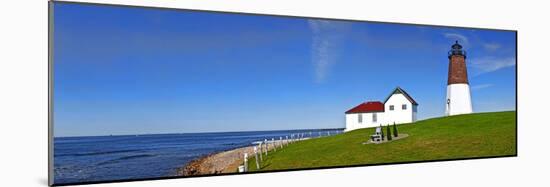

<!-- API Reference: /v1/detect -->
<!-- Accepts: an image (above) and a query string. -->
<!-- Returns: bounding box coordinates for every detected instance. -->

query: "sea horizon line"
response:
[54,127,346,139]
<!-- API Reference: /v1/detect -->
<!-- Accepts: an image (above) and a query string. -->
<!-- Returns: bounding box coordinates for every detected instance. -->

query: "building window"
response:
[373,113,377,122]
[358,114,362,123]
[389,105,394,111]
[402,104,407,110]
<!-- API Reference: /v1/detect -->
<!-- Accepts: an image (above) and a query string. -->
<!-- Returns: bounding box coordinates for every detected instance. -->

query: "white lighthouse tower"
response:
[446,41,473,116]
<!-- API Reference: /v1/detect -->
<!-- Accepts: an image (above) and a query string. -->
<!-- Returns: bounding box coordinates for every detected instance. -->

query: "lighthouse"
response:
[446,41,473,116]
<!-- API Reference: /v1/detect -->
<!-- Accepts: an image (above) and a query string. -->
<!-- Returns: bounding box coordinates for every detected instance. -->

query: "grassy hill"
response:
[247,111,516,171]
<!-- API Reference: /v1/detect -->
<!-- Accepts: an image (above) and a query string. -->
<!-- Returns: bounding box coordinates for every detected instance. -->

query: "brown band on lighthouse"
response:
[447,55,469,85]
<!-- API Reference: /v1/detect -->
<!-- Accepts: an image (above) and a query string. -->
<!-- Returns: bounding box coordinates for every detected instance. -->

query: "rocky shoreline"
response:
[177,145,263,176]
[177,139,292,176]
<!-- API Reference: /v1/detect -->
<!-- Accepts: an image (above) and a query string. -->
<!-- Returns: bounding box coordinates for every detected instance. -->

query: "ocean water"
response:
[53,129,343,184]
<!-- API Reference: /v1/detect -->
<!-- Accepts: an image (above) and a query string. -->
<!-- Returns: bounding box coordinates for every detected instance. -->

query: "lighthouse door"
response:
[446,99,450,114]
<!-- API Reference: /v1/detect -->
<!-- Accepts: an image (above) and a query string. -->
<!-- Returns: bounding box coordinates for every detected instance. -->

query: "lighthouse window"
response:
[402,104,407,110]
[373,113,377,122]
[389,105,394,111]
[358,114,363,123]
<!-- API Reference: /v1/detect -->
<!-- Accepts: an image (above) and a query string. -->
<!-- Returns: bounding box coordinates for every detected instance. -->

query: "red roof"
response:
[345,101,385,114]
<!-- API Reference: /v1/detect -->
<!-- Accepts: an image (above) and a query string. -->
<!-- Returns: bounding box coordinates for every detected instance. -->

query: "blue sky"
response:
[53,3,516,137]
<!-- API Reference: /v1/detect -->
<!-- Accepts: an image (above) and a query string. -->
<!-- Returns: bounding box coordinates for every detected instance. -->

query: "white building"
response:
[345,87,418,132]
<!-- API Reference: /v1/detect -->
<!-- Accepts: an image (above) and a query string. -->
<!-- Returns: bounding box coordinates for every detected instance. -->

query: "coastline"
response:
[177,146,253,175]
[176,139,299,176]
[54,131,334,183]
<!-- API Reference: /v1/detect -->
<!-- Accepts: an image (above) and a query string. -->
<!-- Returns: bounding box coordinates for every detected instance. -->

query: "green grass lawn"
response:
[247,111,516,171]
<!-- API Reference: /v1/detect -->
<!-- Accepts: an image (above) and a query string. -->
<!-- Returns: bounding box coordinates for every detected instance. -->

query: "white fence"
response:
[240,130,343,172]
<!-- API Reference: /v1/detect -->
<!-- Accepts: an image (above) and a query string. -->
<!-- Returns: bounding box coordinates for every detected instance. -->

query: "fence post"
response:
[285,136,288,146]
[258,143,263,161]
[244,153,248,172]
[279,137,283,149]
[272,138,276,151]
[264,139,269,156]
[254,146,260,169]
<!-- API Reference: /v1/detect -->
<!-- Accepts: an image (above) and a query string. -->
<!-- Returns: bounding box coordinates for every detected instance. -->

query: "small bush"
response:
[380,125,384,140]
[393,122,398,137]
[386,125,392,141]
